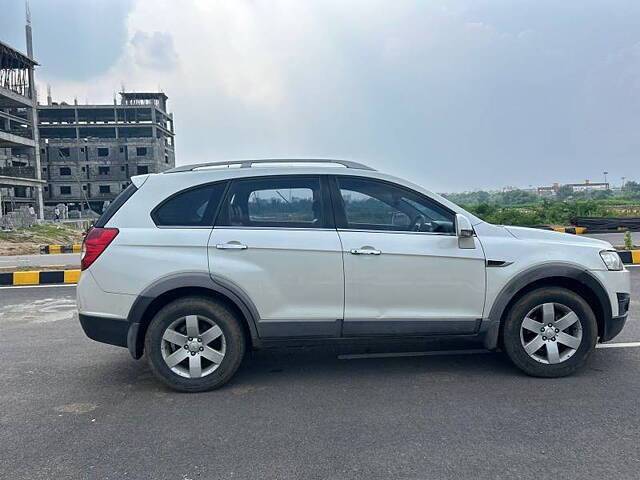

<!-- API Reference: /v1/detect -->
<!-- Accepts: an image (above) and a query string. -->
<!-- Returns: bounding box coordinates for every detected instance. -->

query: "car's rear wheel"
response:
[145,296,245,392]
[502,287,597,377]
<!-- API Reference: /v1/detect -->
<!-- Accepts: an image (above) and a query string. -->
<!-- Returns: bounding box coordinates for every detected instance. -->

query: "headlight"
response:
[600,250,623,271]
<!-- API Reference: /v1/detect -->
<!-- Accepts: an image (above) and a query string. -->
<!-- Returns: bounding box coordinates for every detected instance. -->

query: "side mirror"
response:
[455,214,475,249]
[456,214,474,238]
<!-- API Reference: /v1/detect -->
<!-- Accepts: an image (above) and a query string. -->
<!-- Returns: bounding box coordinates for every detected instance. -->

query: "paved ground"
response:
[585,231,640,246]
[1,268,640,479]
[0,252,80,269]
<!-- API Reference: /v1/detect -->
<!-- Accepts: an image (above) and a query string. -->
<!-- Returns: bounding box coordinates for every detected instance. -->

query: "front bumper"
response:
[601,314,628,342]
[79,313,129,348]
[600,292,630,342]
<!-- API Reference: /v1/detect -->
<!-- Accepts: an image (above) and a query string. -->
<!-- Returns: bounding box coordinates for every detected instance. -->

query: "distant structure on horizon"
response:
[537,180,610,197]
[38,91,175,213]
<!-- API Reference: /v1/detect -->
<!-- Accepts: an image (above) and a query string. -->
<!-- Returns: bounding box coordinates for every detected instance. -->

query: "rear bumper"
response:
[79,313,129,348]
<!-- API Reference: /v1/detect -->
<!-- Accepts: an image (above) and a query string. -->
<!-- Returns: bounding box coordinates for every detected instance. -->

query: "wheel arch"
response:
[126,273,261,359]
[483,263,611,350]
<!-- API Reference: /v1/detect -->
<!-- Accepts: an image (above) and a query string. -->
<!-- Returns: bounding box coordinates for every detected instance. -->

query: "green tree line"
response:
[443,181,640,226]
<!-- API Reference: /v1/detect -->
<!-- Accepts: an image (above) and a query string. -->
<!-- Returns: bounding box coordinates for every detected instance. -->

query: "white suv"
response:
[77,159,630,392]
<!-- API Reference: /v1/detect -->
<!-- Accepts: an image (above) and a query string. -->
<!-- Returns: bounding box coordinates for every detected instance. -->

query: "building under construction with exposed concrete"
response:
[0,14,45,222]
[38,91,175,213]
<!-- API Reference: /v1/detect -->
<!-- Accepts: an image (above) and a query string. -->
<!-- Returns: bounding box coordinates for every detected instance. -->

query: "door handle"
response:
[350,248,381,255]
[216,242,248,250]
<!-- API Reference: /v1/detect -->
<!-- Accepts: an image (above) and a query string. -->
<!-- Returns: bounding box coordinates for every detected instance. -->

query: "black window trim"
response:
[214,174,335,230]
[328,174,457,235]
[150,180,230,228]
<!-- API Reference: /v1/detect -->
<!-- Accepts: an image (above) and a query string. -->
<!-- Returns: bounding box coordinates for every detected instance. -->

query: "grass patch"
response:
[0,223,85,255]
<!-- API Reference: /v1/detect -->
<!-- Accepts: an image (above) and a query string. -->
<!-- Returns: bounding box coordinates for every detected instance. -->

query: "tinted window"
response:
[336,177,454,233]
[153,182,227,227]
[218,177,325,228]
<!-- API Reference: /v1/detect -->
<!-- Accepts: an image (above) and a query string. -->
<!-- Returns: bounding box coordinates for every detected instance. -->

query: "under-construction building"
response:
[38,91,175,213]
[0,36,45,219]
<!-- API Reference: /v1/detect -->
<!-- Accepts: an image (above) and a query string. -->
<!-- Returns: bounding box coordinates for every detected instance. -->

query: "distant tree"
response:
[475,191,491,204]
[624,181,640,194]
[556,185,574,200]
[500,189,537,205]
[590,189,613,200]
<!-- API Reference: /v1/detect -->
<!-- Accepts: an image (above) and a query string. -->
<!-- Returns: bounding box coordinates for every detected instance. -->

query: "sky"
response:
[1,0,639,192]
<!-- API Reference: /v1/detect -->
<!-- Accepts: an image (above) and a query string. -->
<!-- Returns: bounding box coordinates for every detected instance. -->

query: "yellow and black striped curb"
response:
[40,244,82,254]
[0,270,80,286]
[618,251,640,264]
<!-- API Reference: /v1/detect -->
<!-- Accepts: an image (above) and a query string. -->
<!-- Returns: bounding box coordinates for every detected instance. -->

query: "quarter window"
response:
[336,177,454,233]
[153,182,227,227]
[218,177,325,228]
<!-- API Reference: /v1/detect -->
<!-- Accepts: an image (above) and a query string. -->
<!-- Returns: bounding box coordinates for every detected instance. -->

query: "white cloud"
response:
[130,31,178,71]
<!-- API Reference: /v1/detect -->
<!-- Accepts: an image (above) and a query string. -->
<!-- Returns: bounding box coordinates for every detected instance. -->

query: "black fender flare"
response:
[126,272,261,359]
[482,263,611,350]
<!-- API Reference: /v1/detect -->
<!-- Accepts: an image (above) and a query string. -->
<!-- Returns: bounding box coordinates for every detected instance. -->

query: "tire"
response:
[501,287,597,378]
[145,296,245,392]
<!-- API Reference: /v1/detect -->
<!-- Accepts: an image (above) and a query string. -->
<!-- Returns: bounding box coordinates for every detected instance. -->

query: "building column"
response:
[29,92,44,220]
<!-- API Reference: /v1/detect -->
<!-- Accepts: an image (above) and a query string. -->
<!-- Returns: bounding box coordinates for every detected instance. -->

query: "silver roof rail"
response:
[164,158,375,173]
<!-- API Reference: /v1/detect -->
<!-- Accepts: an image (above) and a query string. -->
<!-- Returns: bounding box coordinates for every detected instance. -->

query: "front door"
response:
[331,176,486,336]
[208,175,344,339]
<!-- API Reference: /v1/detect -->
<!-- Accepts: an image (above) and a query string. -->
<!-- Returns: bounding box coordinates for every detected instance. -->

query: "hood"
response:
[504,226,613,249]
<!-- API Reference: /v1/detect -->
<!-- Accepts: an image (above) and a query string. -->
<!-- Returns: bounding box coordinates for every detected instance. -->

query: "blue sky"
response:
[1,0,639,191]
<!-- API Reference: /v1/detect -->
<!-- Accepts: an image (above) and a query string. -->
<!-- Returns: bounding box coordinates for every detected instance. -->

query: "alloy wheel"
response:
[160,315,226,378]
[519,302,583,365]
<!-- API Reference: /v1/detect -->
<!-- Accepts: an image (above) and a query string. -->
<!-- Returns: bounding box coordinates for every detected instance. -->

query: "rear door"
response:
[208,175,344,339]
[331,175,486,336]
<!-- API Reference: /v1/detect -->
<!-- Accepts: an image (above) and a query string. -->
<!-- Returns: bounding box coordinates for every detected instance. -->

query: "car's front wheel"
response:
[502,287,598,377]
[145,296,246,392]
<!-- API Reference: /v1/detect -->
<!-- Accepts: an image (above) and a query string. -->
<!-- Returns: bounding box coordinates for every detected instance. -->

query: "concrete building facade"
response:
[37,92,175,213]
[0,35,45,219]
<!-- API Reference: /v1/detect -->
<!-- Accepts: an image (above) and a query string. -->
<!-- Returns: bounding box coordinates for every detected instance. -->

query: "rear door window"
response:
[217,176,327,228]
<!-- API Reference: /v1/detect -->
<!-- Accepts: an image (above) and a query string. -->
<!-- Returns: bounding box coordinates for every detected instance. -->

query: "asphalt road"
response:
[1,269,640,479]
[585,231,640,246]
[0,253,80,270]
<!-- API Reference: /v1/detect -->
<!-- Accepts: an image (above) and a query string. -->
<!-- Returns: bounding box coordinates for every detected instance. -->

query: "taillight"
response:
[81,227,119,271]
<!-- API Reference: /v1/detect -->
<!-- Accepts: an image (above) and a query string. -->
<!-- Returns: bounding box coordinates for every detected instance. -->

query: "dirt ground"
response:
[0,224,86,256]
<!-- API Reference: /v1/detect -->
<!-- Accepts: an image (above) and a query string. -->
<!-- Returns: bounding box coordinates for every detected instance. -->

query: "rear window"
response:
[152,182,227,227]
[94,183,138,227]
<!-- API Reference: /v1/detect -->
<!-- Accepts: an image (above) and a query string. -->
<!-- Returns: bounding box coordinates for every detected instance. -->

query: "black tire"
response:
[145,296,245,392]
[502,287,597,378]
